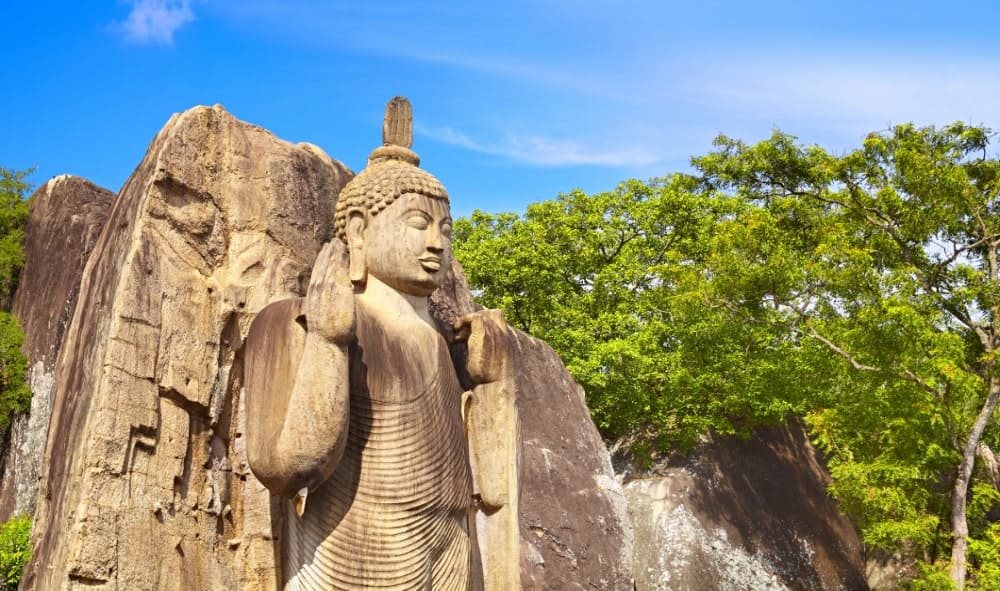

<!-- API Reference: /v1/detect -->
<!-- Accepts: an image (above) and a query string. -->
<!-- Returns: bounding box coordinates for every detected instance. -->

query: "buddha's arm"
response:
[244,242,354,501]
[456,310,520,511]
[457,310,523,590]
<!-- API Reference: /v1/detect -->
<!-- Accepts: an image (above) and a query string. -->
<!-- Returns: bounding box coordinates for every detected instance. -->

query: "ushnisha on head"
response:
[336,97,454,297]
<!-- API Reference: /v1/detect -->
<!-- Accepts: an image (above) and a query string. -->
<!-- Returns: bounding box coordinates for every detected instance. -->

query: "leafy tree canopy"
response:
[455,177,830,452]
[454,123,1000,589]
[0,168,31,430]
[0,169,30,302]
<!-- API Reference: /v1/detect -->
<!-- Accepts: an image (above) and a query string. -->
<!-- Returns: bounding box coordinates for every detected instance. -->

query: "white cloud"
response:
[418,124,660,168]
[117,0,194,45]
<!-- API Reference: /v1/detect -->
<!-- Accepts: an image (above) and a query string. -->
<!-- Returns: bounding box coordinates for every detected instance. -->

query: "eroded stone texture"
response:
[23,105,352,591]
[624,421,868,591]
[0,175,114,521]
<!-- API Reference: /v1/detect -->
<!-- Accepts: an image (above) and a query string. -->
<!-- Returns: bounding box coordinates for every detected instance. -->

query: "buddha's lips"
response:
[419,256,441,272]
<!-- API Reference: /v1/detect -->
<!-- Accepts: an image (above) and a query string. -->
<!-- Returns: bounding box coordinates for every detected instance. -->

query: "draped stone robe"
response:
[279,299,480,590]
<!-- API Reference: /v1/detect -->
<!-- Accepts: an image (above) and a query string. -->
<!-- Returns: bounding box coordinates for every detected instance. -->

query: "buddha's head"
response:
[334,98,452,297]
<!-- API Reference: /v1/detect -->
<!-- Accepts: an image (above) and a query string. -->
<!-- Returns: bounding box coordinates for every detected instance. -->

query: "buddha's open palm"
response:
[304,239,356,344]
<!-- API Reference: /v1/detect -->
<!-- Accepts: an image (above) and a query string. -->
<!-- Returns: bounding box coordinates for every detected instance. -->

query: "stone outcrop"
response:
[22,105,632,590]
[623,421,868,591]
[24,105,352,590]
[511,333,634,590]
[0,175,114,521]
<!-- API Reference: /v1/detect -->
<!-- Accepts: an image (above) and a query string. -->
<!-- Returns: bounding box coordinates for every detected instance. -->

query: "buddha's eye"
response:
[440,222,452,237]
[406,214,430,229]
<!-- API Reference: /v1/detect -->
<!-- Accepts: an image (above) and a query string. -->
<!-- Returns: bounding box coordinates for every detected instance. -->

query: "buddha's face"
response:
[352,193,453,297]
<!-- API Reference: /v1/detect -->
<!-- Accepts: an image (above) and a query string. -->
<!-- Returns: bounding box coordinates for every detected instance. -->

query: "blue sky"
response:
[4,1,1000,218]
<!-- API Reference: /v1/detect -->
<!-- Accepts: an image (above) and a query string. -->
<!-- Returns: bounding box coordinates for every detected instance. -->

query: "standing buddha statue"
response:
[243,97,520,591]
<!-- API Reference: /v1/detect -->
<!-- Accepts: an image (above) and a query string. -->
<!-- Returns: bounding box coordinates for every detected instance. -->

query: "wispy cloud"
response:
[211,2,1000,172]
[678,55,1000,146]
[418,124,660,168]
[116,0,194,45]
[214,2,635,103]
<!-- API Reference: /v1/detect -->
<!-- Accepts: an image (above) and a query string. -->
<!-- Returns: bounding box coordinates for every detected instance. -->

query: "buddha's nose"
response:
[427,226,445,253]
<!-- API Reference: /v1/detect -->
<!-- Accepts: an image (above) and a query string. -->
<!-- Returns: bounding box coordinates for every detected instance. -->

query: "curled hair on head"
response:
[333,150,448,244]
[333,96,450,244]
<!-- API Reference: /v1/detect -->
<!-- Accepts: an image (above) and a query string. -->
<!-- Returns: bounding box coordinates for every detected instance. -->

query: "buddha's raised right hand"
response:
[304,239,356,344]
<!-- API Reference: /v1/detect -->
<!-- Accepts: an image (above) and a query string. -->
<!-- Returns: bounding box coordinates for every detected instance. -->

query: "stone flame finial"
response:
[365,96,420,167]
[333,96,449,242]
[383,96,413,149]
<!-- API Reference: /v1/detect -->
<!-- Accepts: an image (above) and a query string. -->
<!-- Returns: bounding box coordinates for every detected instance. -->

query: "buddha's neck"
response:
[356,275,435,327]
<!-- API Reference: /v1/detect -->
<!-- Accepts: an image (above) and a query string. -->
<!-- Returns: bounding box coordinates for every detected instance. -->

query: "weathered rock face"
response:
[0,175,114,521]
[24,105,352,590]
[624,421,868,591]
[512,333,634,590]
[23,105,632,590]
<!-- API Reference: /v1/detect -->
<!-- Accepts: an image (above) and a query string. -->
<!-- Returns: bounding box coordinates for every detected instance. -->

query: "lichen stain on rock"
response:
[624,422,868,591]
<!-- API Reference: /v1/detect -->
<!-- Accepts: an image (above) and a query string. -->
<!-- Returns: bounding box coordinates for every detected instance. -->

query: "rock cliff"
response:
[21,105,633,590]
[24,105,352,590]
[0,175,114,521]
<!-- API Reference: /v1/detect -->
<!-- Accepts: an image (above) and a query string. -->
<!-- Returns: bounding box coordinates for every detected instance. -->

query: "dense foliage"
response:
[455,179,830,452]
[454,124,1000,589]
[0,514,30,590]
[0,168,31,432]
[0,169,29,301]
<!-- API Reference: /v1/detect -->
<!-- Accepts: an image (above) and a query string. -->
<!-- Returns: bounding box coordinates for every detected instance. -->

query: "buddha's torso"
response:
[282,300,477,591]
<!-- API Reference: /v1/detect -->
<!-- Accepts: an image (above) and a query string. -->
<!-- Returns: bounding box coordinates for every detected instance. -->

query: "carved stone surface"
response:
[23,104,352,590]
[0,175,114,521]
[623,421,868,591]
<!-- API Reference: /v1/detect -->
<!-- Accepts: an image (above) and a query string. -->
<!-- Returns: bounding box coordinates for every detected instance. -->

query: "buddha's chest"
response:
[350,308,463,405]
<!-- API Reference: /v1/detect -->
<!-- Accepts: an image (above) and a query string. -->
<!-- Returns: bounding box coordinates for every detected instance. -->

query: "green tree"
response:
[0,514,31,590]
[0,169,31,430]
[0,313,29,432]
[455,123,1000,589]
[693,123,1000,589]
[454,177,829,452]
[0,169,29,302]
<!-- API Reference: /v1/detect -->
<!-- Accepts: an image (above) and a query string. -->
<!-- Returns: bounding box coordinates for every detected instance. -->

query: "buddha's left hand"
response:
[453,309,514,384]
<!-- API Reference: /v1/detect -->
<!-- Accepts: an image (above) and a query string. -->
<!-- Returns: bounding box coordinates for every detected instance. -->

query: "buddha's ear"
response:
[346,208,367,286]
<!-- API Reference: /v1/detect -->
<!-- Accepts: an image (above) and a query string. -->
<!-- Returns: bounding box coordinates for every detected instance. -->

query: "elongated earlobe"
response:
[349,251,366,286]
[346,210,367,287]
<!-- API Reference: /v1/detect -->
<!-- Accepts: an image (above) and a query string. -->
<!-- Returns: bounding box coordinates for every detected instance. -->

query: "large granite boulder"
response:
[0,175,114,521]
[24,105,352,590]
[512,332,633,589]
[624,421,868,591]
[22,105,632,590]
